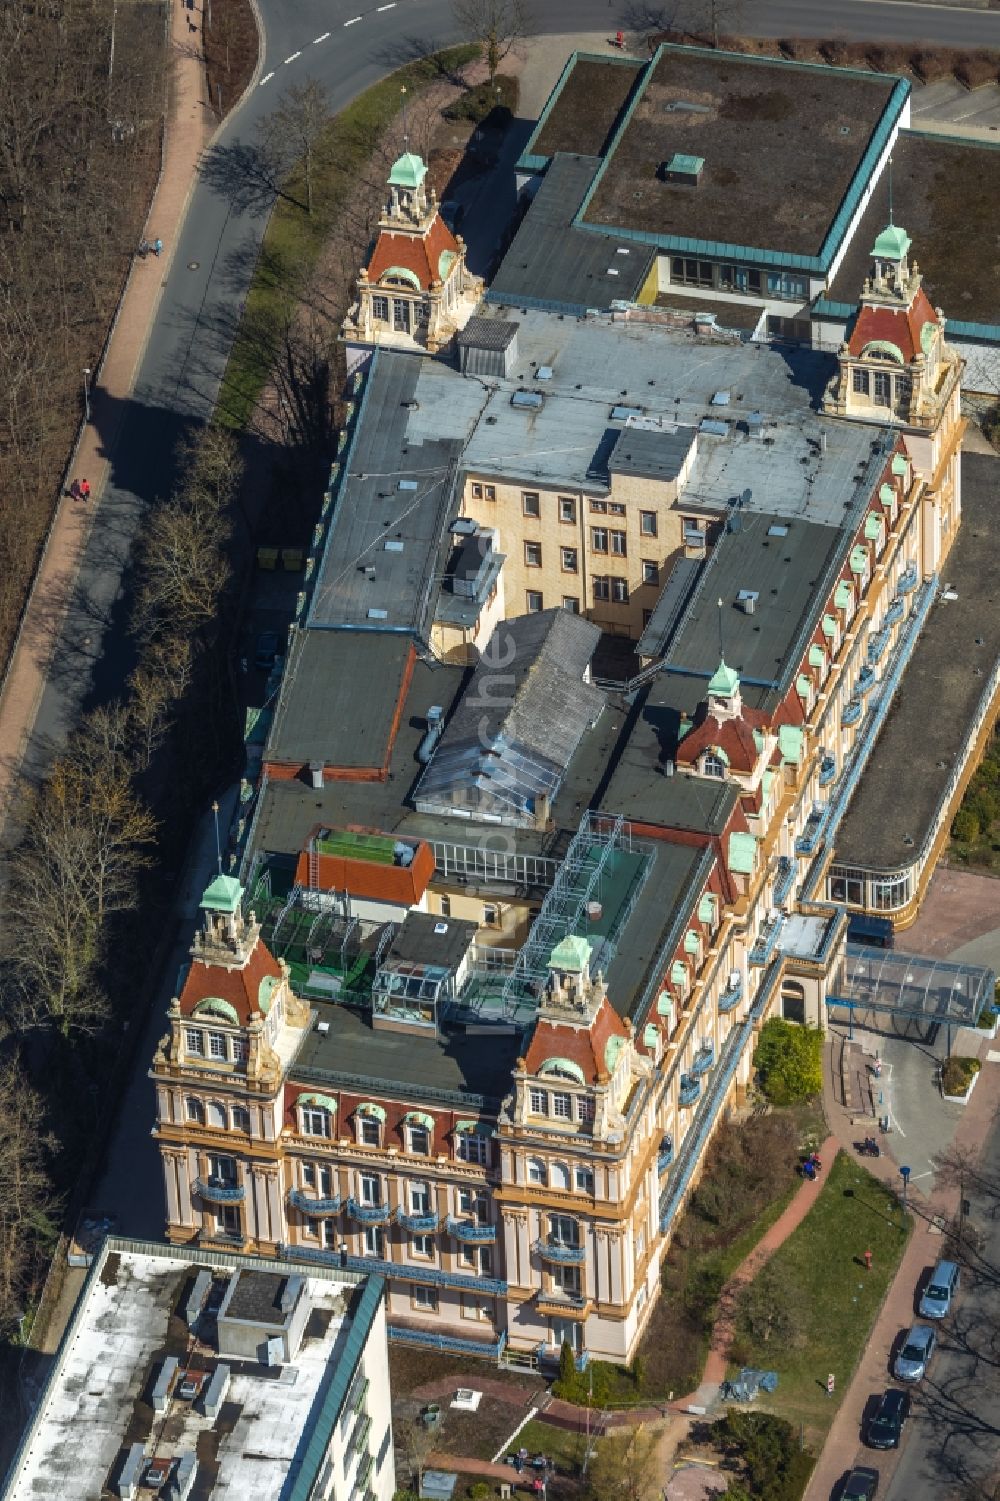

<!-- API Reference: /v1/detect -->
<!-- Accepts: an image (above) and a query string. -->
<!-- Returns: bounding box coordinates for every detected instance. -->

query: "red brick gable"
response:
[366,215,462,292]
[847,286,938,364]
[522,995,629,1085]
[178,942,283,1025]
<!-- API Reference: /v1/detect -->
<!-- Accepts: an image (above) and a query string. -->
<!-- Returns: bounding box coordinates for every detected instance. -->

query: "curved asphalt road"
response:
[22,0,1000,770]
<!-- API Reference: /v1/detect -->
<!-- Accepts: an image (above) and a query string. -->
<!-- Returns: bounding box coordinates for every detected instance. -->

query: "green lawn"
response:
[219,45,479,431]
[515,1418,590,1478]
[732,1149,912,1444]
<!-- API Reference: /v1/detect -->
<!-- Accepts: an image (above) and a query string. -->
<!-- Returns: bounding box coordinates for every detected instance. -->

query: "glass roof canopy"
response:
[829,943,996,1027]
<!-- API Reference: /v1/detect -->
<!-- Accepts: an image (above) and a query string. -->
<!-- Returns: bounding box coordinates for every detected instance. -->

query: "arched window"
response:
[703,753,726,779]
[551,1162,571,1192]
[185,1097,204,1124]
[527,1156,547,1187]
[231,1105,251,1134]
[207,1101,227,1129]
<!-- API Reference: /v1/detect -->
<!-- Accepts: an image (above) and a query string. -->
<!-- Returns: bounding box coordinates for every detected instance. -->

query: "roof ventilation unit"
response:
[737,590,759,615]
[658,153,705,186]
[536,364,554,380]
[394,841,415,867]
[510,389,544,410]
[308,761,325,790]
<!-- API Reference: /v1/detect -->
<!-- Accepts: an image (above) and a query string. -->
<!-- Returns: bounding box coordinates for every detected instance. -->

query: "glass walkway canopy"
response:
[828,943,996,1036]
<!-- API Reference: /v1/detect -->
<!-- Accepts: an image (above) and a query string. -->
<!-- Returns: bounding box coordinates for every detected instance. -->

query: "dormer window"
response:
[552,1092,572,1120]
[356,1102,386,1146]
[703,752,726,779]
[299,1092,337,1138]
[185,1028,204,1056]
[529,1088,548,1115]
[404,1112,434,1154]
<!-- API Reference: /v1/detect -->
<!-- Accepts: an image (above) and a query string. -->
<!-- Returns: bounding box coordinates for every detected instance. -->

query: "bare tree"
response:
[452,0,532,86]
[0,1060,59,1333]
[587,1423,661,1501]
[397,1418,440,1496]
[260,80,332,218]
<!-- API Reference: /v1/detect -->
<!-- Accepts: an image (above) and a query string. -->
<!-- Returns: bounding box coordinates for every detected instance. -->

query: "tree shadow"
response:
[198,138,305,217]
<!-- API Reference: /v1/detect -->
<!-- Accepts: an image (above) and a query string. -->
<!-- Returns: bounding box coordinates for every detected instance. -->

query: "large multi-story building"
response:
[150,42,999,1368]
[3,1237,394,1501]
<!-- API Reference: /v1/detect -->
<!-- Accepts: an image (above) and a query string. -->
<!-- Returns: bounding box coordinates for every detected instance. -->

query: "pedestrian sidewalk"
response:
[805,1032,1000,1501]
[0,0,217,828]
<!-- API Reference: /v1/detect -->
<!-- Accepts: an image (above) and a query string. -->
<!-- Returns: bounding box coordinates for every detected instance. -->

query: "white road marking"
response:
[260,70,275,85]
[377,3,396,9]
[284,51,301,63]
[344,14,361,23]
[313,31,330,43]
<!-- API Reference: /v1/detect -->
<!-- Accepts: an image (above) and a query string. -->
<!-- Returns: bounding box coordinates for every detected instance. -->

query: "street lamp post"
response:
[900,1164,911,1213]
[83,367,92,423]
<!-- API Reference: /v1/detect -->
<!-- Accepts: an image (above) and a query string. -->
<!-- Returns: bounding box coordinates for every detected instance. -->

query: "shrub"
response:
[558,1339,575,1387]
[941,1055,981,1096]
[753,1019,824,1105]
[443,74,518,126]
[954,51,1000,89]
[911,48,953,84]
[952,807,981,843]
[711,1409,814,1501]
[468,1486,490,1501]
[819,39,849,67]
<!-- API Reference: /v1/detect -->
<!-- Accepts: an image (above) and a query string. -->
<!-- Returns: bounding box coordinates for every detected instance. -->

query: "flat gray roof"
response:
[295,1000,520,1106]
[309,352,462,636]
[834,452,1000,872]
[488,152,654,314]
[599,693,740,833]
[609,425,697,482]
[386,911,478,971]
[604,839,708,1018]
[267,632,414,770]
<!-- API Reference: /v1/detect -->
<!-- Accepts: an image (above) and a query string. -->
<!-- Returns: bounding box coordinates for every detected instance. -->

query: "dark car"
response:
[254,630,280,671]
[842,1467,879,1501]
[866,1388,911,1450]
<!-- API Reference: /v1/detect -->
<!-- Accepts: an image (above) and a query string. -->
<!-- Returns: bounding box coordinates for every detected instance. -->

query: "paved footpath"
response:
[0,0,216,826]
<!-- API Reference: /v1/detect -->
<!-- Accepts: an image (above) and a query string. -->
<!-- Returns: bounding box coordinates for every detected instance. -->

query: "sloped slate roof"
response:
[415,609,605,825]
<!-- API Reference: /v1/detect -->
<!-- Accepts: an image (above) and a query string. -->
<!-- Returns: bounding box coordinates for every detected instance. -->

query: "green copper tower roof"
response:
[549,935,593,972]
[708,659,740,699]
[388,151,427,189]
[872,223,910,261]
[200,874,243,914]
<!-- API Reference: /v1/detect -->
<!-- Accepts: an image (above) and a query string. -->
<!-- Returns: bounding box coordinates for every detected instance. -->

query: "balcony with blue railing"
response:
[288,1187,341,1217]
[841,697,862,728]
[818,755,837,787]
[396,1208,440,1234]
[749,912,784,966]
[658,1139,674,1175]
[773,855,796,907]
[718,974,743,1013]
[345,1197,391,1225]
[678,1074,701,1108]
[795,804,829,857]
[388,1324,507,1360]
[868,626,890,663]
[282,1241,509,1296]
[446,1217,497,1244]
[885,596,905,626]
[856,665,876,696]
[534,1238,585,1265]
[898,562,918,593]
[689,1043,715,1078]
[195,1177,245,1205]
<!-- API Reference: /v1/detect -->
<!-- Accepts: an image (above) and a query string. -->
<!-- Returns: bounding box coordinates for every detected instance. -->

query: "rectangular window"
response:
[439,896,451,918]
[458,1133,488,1166]
[611,577,629,604]
[528,1158,546,1185]
[577,1096,595,1123]
[562,596,579,613]
[559,497,576,523]
[640,511,657,537]
[322,1219,337,1249]
[853,368,869,395]
[873,371,892,403]
[591,527,609,553]
[408,1126,430,1156]
[363,1227,383,1256]
[522,492,540,517]
[589,499,608,514]
[361,1118,380,1147]
[593,576,610,602]
[552,1262,581,1294]
[549,1214,578,1247]
[461,1293,491,1321]
[552,1093,572,1119]
[575,1167,595,1194]
[318,1166,333,1197]
[682,518,705,547]
[411,1234,433,1257]
[642,561,659,585]
[413,1285,437,1311]
[231,1036,248,1063]
[526,590,543,613]
[484,484,496,501]
[185,1028,204,1056]
[608,502,626,517]
[371,294,389,322]
[529,1088,548,1115]
[303,1163,317,1188]
[610,530,627,557]
[392,299,409,332]
[471,482,484,499]
[561,547,578,573]
[301,1107,330,1137]
[360,1173,381,1206]
[459,1189,489,1221]
[483,903,499,927]
[208,1032,227,1060]
[524,540,542,567]
[208,1153,237,1186]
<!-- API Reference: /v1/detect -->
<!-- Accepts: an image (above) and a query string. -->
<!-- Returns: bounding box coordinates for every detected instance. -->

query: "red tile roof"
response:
[676,708,765,774]
[847,286,938,364]
[366,215,462,292]
[522,995,630,1085]
[294,837,435,906]
[179,942,283,1024]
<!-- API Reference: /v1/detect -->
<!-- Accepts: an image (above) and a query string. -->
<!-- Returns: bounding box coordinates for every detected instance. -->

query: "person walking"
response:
[79,478,91,502]
[826,1373,835,1398]
[68,480,83,502]
[153,238,163,257]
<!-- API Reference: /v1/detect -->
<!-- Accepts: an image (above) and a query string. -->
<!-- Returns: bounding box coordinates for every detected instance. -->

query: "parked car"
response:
[866,1388,911,1450]
[894,1323,937,1382]
[919,1258,960,1319]
[254,630,280,671]
[841,1466,880,1501]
